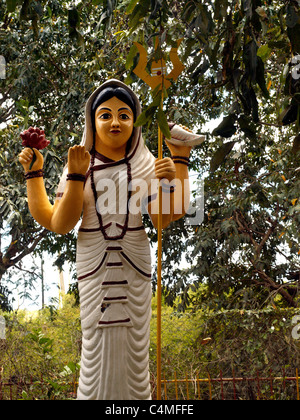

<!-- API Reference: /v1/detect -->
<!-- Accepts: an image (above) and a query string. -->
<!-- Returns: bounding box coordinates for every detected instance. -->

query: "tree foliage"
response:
[0,0,299,310]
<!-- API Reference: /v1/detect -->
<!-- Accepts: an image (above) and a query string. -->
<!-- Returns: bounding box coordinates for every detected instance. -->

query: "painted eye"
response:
[120,114,130,120]
[99,113,111,120]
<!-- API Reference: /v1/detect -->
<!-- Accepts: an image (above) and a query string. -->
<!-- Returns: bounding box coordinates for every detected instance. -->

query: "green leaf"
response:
[210,141,236,172]
[125,44,137,70]
[150,0,163,19]
[249,87,259,122]
[39,337,50,345]
[243,40,258,83]
[134,109,150,127]
[21,390,30,400]
[157,108,171,139]
[128,2,150,31]
[257,45,272,62]
[66,361,79,373]
[238,115,257,140]
[286,4,300,28]
[257,191,270,208]
[106,0,113,17]
[214,0,228,22]
[68,7,80,29]
[292,135,300,154]
[212,115,237,138]
[126,0,139,14]
[33,1,43,17]
[6,0,17,13]
[280,103,298,126]
[256,56,270,99]
[128,6,143,30]
[194,4,214,35]
[287,24,300,54]
[20,0,29,20]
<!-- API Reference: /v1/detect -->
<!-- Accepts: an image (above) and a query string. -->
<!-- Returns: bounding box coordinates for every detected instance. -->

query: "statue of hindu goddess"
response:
[19,79,202,400]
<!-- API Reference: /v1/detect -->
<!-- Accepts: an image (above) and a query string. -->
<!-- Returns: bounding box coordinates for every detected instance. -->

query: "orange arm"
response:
[19,146,90,235]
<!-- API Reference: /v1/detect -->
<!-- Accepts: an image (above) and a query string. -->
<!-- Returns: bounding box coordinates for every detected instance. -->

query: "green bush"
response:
[1,296,300,399]
[0,295,81,399]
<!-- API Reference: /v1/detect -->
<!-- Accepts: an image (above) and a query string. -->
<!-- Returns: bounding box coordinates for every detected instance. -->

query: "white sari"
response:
[56,80,156,400]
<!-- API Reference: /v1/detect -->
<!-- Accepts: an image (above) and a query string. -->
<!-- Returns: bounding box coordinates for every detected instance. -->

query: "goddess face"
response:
[95,96,134,153]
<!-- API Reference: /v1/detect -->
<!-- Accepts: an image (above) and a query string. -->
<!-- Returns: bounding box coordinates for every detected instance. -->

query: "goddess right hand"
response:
[19,148,43,172]
[67,145,90,175]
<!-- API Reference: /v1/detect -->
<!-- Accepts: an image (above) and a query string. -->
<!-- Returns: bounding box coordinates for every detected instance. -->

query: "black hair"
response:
[91,86,137,133]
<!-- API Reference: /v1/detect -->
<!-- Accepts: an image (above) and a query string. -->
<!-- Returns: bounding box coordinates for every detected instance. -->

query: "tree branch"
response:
[255,219,278,258]
[253,265,298,308]
[234,209,297,307]
[0,104,16,124]
[0,84,13,106]
[15,263,42,280]
[234,210,260,250]
[10,229,48,266]
[47,47,67,77]
[258,121,283,128]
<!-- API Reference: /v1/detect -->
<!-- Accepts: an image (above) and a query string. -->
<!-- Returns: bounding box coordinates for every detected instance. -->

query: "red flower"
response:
[20,127,50,150]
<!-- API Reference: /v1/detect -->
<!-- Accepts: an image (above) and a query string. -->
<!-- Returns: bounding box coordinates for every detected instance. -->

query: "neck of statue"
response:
[94,137,127,162]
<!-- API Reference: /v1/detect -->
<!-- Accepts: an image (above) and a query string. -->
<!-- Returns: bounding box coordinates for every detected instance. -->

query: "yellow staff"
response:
[133,38,184,400]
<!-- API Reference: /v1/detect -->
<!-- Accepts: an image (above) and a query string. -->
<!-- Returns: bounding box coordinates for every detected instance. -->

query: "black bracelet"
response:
[66,173,86,182]
[171,156,190,166]
[25,170,44,180]
[172,159,189,166]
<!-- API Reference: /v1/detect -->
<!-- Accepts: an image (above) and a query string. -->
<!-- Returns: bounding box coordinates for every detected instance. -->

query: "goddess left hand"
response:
[165,140,192,158]
[165,124,193,157]
[155,157,176,182]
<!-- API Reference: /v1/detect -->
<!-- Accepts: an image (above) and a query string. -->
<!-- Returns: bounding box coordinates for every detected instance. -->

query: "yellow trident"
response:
[133,38,185,92]
[133,38,184,400]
